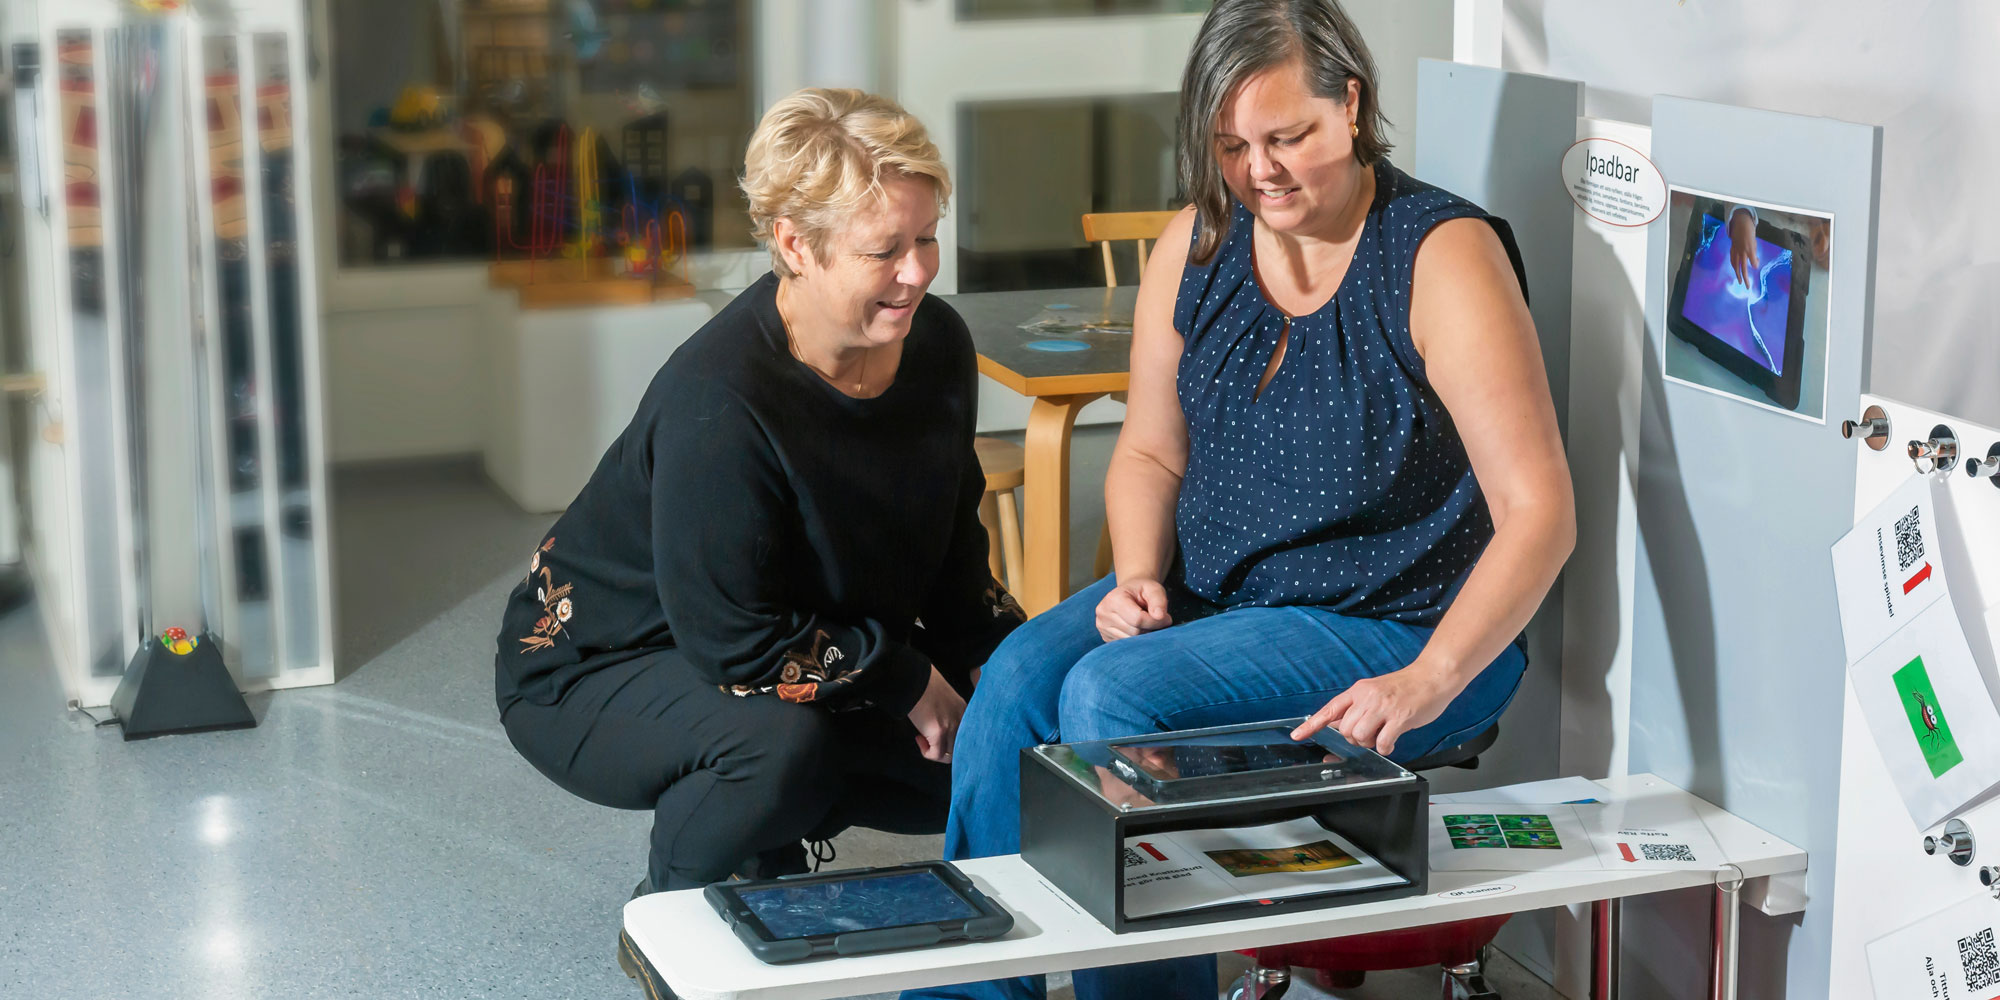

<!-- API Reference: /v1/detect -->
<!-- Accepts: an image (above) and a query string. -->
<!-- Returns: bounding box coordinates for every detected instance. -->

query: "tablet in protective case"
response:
[1104,720,1369,802]
[704,861,1014,963]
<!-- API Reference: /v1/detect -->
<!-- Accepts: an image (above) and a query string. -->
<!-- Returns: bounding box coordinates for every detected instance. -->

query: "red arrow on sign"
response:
[1138,842,1167,862]
[1618,842,1637,863]
[1903,563,1932,594]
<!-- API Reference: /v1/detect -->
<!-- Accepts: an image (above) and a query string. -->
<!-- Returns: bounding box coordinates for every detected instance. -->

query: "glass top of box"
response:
[1028,719,1416,812]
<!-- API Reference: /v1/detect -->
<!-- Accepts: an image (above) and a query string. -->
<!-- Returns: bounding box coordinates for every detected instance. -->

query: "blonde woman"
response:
[491,89,1022,982]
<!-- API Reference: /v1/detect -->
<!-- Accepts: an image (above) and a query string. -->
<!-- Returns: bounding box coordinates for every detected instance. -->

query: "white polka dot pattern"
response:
[1168,161,1513,625]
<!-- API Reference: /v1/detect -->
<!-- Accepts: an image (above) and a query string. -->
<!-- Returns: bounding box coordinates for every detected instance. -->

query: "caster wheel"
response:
[1225,968,1291,1000]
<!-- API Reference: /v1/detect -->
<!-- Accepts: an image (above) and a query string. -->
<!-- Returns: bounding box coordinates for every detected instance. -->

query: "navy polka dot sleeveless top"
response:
[1171,160,1524,626]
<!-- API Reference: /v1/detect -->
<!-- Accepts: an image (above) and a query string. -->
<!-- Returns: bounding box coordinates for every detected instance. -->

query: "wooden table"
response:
[946,286,1139,616]
[627,773,1808,1000]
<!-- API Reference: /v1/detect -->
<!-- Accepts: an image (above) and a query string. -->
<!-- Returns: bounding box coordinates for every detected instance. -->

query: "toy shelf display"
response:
[485,124,695,309]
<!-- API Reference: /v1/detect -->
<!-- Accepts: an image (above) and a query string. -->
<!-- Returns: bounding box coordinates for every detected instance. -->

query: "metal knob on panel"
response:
[1966,443,2000,489]
[1908,424,1960,475]
[1925,818,1976,866]
[1840,404,1892,451]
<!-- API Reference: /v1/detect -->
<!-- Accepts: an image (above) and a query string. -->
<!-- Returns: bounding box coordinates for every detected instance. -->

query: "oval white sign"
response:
[1438,883,1517,899]
[1560,137,1666,227]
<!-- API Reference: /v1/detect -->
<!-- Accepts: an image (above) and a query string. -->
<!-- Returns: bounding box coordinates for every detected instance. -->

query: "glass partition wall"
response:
[197,32,275,680]
[897,0,1449,294]
[957,93,1180,291]
[250,32,324,676]
[31,10,332,707]
[54,28,136,683]
[326,0,758,268]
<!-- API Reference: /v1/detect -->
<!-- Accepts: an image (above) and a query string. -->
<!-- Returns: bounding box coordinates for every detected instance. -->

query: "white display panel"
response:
[1829,397,2000,1000]
[1622,95,1881,1000]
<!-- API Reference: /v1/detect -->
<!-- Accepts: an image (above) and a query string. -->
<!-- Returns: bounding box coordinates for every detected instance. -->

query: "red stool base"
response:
[1240,913,1512,972]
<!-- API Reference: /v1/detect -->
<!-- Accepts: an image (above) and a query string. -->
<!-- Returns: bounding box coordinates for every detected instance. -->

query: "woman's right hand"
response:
[1095,578,1173,642]
[907,666,966,763]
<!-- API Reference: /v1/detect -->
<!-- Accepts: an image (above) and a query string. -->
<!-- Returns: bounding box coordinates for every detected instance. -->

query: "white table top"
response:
[624,774,1806,1000]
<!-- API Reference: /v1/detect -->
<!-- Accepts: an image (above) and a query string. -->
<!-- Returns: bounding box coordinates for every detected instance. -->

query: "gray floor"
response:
[0,443,1557,1000]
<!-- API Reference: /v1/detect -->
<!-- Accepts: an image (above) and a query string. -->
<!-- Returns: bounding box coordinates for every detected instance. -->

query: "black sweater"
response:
[493,273,1023,716]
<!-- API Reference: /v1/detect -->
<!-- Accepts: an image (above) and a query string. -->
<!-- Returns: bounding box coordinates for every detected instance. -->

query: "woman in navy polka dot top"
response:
[906,4,1573,997]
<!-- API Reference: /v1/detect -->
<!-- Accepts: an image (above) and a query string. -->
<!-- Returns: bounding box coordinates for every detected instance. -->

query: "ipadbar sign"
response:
[1561,138,1666,227]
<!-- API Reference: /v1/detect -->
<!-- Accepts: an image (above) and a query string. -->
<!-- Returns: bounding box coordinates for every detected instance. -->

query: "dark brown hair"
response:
[1177,0,1391,265]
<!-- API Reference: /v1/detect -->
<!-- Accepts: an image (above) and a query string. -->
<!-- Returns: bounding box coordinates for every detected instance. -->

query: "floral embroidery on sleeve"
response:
[519,538,575,654]
[985,580,1026,622]
[720,629,857,704]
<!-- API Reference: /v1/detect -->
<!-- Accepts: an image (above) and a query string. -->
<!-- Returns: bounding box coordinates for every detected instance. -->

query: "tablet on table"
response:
[705,861,1014,963]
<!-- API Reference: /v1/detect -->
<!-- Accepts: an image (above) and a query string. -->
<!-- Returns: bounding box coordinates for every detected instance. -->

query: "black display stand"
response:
[109,633,257,740]
[1020,729,1430,933]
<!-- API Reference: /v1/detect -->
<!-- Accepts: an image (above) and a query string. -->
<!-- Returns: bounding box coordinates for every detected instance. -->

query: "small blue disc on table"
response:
[1025,340,1090,353]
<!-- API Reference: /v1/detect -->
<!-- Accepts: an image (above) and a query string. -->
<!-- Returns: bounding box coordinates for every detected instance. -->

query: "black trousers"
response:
[501,647,954,891]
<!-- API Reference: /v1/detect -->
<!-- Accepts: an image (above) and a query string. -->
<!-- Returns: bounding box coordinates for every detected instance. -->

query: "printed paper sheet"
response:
[1428,803,1601,872]
[1833,475,2000,828]
[1867,892,2000,1000]
[1429,798,1724,872]
[1120,817,1407,919]
[1831,475,1953,663]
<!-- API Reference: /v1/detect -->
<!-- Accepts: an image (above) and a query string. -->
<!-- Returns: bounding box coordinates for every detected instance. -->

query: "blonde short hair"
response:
[741,88,952,278]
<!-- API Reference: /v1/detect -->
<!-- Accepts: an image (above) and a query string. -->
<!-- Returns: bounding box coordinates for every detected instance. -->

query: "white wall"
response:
[1828,398,2000,1000]
[322,271,493,462]
[1499,0,2000,431]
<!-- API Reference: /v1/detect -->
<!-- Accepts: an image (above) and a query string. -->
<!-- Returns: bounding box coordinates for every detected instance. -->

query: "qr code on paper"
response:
[1959,927,2000,990]
[1895,505,1924,571]
[1121,847,1145,868]
[1638,843,1696,862]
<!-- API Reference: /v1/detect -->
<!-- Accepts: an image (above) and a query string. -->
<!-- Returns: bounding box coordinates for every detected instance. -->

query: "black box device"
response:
[705,861,1014,963]
[1021,719,1428,932]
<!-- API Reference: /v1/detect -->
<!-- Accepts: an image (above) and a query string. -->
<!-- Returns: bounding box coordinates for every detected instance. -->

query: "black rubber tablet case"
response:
[704,861,1014,963]
[1666,200,1811,412]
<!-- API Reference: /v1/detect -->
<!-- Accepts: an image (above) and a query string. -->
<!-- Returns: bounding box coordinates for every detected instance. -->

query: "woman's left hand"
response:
[1291,662,1461,757]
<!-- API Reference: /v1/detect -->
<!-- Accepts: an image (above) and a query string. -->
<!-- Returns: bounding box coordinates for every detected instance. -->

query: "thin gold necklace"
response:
[778,285,870,395]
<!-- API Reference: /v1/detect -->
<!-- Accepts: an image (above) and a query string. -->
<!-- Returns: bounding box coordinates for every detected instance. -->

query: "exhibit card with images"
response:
[1119,817,1406,919]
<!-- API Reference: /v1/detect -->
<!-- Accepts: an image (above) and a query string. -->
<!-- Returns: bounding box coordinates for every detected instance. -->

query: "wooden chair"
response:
[1080,210,1180,288]
[975,437,1025,595]
[1079,210,1177,579]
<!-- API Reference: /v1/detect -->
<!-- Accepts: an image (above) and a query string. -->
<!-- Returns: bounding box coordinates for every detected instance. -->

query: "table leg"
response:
[1591,898,1621,1000]
[978,492,1006,584]
[1019,393,1102,617]
[1710,881,1741,1000]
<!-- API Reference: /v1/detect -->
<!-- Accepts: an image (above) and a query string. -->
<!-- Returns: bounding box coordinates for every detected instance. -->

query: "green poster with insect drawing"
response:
[1892,656,1962,778]
[1849,595,2000,829]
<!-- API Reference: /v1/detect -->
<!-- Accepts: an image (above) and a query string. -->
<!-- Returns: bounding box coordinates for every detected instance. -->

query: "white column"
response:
[802,0,879,92]
[1453,0,1502,66]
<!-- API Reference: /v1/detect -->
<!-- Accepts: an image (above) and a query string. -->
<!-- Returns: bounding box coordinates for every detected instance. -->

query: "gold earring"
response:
[1350,121,1360,138]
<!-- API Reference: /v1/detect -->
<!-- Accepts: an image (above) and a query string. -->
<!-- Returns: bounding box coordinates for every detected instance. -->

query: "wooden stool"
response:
[975,437,1025,593]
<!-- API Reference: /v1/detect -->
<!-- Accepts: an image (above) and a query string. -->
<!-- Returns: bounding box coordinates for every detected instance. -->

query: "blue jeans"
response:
[903,575,1527,1000]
